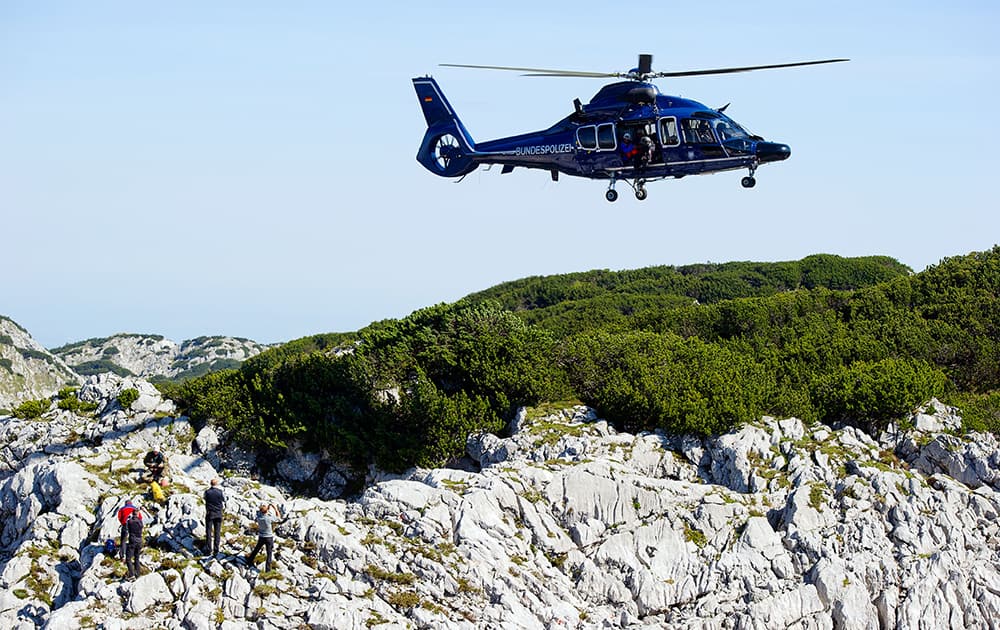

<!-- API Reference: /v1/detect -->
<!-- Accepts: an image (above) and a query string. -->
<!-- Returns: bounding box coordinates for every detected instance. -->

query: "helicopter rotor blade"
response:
[651,58,849,78]
[521,71,627,78]
[441,57,849,82]
[440,63,620,78]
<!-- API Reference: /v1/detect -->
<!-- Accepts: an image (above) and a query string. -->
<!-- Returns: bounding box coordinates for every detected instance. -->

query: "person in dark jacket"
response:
[116,500,142,560]
[124,508,144,580]
[143,447,166,482]
[203,478,225,557]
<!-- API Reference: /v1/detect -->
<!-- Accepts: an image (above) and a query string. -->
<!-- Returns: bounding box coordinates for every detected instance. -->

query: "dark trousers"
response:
[206,516,222,555]
[125,541,142,578]
[248,535,274,571]
[119,525,128,558]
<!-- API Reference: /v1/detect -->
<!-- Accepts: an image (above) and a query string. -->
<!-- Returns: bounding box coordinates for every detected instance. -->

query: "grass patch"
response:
[252,583,277,597]
[386,589,421,609]
[809,482,827,510]
[683,523,707,548]
[364,564,416,585]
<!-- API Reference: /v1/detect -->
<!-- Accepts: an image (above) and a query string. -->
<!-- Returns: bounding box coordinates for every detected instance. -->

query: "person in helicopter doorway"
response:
[619,132,638,167]
[636,133,654,172]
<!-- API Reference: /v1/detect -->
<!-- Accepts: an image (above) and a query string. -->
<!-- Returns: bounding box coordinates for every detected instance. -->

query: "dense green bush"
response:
[947,390,1000,433]
[117,388,140,410]
[562,331,773,436]
[169,247,1000,474]
[74,359,133,377]
[174,302,567,471]
[13,398,51,420]
[57,396,98,414]
[811,359,948,431]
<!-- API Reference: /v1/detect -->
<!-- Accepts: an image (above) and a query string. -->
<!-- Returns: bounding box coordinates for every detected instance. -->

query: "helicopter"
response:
[412,54,847,201]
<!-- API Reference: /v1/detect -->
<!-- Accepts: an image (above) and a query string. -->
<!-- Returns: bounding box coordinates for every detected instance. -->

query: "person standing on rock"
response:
[124,507,144,580]
[203,478,225,558]
[246,503,282,572]
[116,500,142,560]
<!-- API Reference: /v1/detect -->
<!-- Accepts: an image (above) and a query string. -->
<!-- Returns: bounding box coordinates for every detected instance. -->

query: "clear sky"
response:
[2,1,997,348]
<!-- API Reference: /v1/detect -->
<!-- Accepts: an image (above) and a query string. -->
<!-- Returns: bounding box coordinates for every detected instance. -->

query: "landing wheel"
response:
[741,176,756,189]
[605,189,619,202]
[635,188,648,201]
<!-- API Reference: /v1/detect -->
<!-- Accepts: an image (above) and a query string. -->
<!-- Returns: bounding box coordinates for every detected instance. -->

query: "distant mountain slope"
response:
[0,316,81,411]
[51,334,270,382]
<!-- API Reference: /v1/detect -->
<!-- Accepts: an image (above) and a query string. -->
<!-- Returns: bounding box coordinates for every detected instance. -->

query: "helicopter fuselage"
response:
[413,77,790,201]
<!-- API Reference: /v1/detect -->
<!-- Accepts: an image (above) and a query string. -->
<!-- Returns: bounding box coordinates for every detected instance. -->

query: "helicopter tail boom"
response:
[413,77,478,177]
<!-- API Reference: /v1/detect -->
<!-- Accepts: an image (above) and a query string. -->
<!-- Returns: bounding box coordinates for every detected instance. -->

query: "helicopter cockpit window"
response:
[681,118,717,144]
[577,126,598,150]
[714,117,749,141]
[658,117,680,147]
[597,123,616,150]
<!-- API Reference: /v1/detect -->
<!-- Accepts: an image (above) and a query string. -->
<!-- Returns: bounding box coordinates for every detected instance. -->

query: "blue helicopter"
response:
[413,54,847,201]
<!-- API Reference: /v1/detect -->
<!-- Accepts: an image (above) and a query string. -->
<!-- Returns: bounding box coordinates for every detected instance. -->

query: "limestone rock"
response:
[2,392,999,629]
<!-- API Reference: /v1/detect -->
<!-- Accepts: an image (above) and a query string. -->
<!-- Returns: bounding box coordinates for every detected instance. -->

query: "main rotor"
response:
[441,53,848,83]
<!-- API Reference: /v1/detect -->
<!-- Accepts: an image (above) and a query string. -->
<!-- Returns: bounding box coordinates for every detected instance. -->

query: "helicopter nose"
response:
[756,142,791,163]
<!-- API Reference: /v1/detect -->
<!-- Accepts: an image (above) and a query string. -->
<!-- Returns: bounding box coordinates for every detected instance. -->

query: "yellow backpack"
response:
[150,480,166,503]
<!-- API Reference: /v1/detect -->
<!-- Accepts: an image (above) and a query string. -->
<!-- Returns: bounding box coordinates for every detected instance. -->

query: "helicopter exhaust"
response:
[412,77,478,178]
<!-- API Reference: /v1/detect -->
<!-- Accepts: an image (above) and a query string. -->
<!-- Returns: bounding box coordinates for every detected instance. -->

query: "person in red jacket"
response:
[116,500,142,559]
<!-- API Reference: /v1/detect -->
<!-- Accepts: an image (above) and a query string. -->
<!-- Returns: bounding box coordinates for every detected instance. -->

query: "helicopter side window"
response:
[597,123,616,150]
[681,118,716,144]
[577,126,598,150]
[658,117,679,147]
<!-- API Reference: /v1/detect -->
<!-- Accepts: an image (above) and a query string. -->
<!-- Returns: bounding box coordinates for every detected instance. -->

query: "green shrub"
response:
[117,388,140,410]
[386,590,421,609]
[73,359,133,377]
[562,331,773,436]
[57,396,94,413]
[811,358,948,431]
[168,247,1000,475]
[947,390,1000,433]
[13,398,51,420]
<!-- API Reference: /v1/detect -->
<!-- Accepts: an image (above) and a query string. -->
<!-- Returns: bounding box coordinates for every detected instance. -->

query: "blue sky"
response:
[2,1,997,348]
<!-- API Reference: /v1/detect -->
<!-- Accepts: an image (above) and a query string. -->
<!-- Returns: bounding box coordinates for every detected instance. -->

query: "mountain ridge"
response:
[0,324,270,411]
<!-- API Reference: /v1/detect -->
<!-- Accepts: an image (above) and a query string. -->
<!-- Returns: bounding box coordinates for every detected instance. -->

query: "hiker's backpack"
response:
[150,480,165,503]
[104,538,117,556]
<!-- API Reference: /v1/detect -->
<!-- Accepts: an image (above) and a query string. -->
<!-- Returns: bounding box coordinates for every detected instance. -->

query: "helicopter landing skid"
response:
[605,172,651,202]
[741,162,758,189]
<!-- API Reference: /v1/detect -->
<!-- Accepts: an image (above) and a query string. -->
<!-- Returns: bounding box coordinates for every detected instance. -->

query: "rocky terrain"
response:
[0,314,269,411]
[0,317,81,411]
[1,374,999,629]
[51,333,270,381]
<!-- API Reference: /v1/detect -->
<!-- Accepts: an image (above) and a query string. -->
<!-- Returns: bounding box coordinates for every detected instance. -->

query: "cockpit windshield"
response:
[714,115,751,141]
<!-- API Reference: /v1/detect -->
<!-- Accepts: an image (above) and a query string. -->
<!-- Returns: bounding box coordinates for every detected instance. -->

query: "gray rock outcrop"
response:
[0,317,81,412]
[1,389,998,629]
[51,333,270,381]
